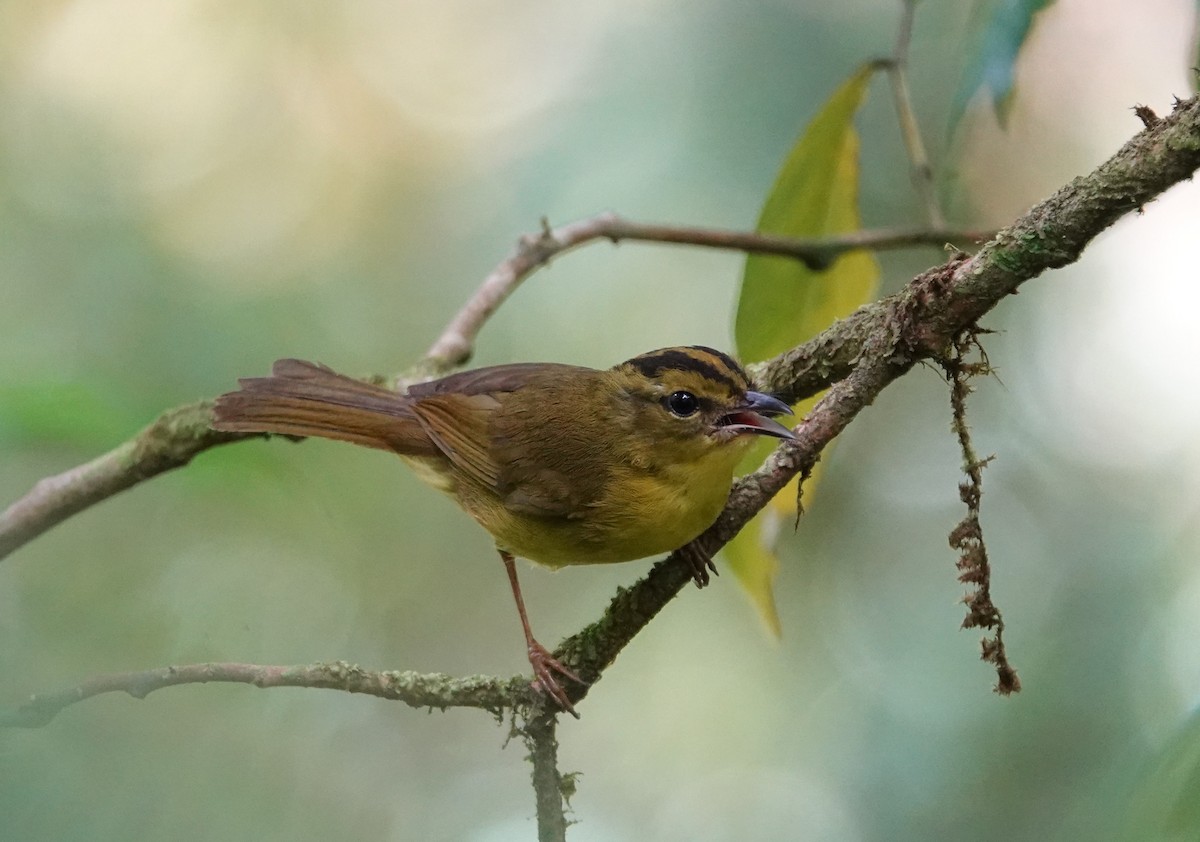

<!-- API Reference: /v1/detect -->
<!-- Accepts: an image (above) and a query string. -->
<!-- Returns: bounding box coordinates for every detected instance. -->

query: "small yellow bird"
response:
[212,346,794,714]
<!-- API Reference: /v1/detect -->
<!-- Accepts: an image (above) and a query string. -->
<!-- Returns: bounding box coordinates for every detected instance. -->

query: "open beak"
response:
[719,391,796,440]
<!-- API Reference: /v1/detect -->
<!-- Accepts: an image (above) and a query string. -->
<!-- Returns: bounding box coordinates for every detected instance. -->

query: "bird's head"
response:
[609,346,795,460]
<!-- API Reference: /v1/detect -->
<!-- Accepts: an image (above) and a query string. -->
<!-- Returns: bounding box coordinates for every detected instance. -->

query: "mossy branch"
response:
[0,660,528,729]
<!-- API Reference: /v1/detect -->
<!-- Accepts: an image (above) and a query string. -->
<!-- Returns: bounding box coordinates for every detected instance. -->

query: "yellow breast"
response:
[473,437,750,569]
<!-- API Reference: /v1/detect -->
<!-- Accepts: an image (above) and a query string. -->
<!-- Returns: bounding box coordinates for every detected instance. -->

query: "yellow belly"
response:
[477,447,744,568]
[403,440,748,568]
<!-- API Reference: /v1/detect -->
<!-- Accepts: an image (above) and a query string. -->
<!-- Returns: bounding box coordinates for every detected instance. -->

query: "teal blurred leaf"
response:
[950,0,1058,131]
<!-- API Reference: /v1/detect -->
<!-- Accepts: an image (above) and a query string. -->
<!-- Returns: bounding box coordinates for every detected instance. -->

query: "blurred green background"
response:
[4,1,1200,839]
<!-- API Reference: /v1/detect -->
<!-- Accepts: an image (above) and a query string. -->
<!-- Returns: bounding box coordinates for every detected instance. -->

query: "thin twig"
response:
[885,0,945,228]
[421,215,986,368]
[0,661,524,728]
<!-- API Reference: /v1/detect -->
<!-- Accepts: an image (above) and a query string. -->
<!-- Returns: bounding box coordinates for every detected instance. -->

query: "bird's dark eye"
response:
[665,390,699,417]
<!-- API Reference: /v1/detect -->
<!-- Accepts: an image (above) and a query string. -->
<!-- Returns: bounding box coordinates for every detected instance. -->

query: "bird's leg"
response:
[678,538,717,588]
[499,550,584,717]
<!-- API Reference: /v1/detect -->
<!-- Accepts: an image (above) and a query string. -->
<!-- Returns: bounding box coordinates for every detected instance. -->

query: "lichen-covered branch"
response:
[522,714,571,842]
[0,661,524,728]
[753,94,1200,407]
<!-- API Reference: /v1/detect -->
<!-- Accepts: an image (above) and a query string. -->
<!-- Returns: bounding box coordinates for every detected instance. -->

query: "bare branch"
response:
[421,214,987,368]
[0,660,525,728]
[0,402,252,560]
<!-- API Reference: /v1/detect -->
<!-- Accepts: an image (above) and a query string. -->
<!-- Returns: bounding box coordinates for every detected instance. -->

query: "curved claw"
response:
[528,641,584,718]
[679,541,718,588]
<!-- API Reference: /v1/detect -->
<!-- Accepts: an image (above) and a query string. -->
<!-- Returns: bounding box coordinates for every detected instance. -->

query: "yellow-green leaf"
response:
[727,63,881,637]
[735,63,878,362]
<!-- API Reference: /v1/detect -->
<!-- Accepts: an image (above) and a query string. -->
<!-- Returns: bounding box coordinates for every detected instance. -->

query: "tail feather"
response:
[213,359,437,456]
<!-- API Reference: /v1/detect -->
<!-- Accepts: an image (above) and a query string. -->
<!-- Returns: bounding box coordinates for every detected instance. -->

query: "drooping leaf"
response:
[949,0,1058,131]
[727,64,881,637]
[735,63,878,364]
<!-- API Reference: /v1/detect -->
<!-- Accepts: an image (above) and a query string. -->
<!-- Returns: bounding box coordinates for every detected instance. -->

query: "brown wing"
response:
[403,363,588,493]
[408,393,503,491]
[486,372,611,520]
[415,364,610,519]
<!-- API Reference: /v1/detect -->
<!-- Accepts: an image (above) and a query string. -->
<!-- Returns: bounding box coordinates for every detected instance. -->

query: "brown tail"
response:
[212,359,438,457]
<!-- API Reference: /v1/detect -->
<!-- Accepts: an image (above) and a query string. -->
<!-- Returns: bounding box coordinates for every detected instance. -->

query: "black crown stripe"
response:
[625,346,747,391]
